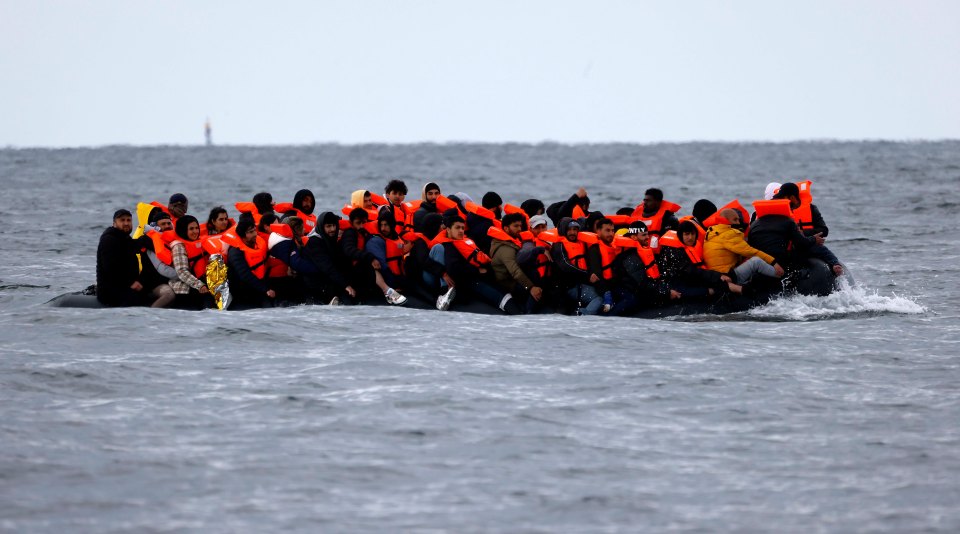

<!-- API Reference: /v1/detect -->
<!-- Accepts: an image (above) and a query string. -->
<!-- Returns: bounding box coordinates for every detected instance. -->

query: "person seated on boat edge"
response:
[204,206,232,238]
[546,187,590,227]
[235,191,275,226]
[136,210,178,308]
[340,208,409,305]
[363,209,410,305]
[748,184,843,276]
[431,211,521,314]
[464,191,504,255]
[612,221,678,315]
[516,214,555,302]
[168,215,215,310]
[405,212,455,305]
[490,212,543,313]
[582,218,624,315]
[265,216,315,304]
[656,221,729,301]
[703,208,784,293]
[96,209,151,307]
[549,217,602,315]
[772,182,844,276]
[225,218,276,308]
[383,179,416,236]
[413,182,441,234]
[296,212,358,305]
[631,188,681,247]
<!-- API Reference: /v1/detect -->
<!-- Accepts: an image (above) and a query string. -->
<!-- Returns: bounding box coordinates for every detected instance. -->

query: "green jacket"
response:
[490,238,535,292]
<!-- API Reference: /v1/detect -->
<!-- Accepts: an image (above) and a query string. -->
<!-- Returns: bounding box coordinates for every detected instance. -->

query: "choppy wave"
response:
[746,280,926,321]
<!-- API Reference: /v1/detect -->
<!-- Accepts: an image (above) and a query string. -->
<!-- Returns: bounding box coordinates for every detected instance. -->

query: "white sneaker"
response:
[328,296,341,306]
[436,288,456,311]
[385,288,407,306]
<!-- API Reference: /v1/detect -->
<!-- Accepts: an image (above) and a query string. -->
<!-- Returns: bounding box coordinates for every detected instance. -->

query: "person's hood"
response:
[350,189,368,208]
[557,217,579,235]
[422,182,440,202]
[520,198,544,217]
[293,189,315,215]
[268,231,291,250]
[764,182,782,201]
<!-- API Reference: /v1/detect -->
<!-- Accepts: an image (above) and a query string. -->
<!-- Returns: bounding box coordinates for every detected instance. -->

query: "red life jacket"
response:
[433,234,491,268]
[630,200,682,235]
[221,230,268,279]
[658,230,704,269]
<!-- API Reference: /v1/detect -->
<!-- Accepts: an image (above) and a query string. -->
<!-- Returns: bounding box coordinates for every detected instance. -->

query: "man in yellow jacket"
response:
[704,209,784,285]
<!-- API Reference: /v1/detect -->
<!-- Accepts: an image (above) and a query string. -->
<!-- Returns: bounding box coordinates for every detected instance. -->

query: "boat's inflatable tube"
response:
[48,259,839,316]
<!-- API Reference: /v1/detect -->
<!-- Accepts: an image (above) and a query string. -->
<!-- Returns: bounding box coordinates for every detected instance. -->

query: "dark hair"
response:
[585,211,604,232]
[293,189,315,215]
[206,206,228,233]
[236,219,255,239]
[385,179,408,195]
[597,217,614,230]
[113,209,132,220]
[615,207,634,216]
[520,199,545,217]
[148,208,171,224]
[481,191,503,209]
[252,192,274,214]
[678,220,699,239]
[258,213,277,233]
[774,182,800,200]
[692,199,717,223]
[422,213,443,239]
[175,215,199,241]
[348,207,369,224]
[644,188,664,201]
[501,212,525,228]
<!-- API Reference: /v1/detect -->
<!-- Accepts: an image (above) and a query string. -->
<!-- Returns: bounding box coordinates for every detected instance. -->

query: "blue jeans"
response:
[567,284,603,315]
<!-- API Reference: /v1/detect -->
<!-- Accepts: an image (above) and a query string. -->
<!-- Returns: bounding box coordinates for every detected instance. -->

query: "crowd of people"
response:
[95,179,843,315]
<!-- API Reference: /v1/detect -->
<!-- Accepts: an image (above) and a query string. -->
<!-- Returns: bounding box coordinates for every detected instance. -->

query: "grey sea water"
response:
[0,142,957,532]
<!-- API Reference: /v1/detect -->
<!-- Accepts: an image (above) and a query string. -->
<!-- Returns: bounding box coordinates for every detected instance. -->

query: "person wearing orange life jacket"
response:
[614,221,678,314]
[136,211,178,308]
[167,215,214,310]
[515,214,553,292]
[235,191,275,226]
[748,184,843,276]
[266,216,317,304]
[656,221,728,300]
[430,211,521,314]
[382,179,417,236]
[703,208,784,292]
[631,188,681,247]
[582,218,623,314]
[772,182,843,276]
[274,189,318,234]
[225,218,276,308]
[204,206,232,237]
[463,191,504,255]
[403,212,456,305]
[549,217,603,315]
[413,182,442,234]
[336,208,408,305]
[489,213,542,313]
[361,209,409,305]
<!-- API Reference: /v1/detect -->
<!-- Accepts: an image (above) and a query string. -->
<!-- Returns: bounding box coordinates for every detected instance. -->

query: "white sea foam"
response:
[747,279,926,321]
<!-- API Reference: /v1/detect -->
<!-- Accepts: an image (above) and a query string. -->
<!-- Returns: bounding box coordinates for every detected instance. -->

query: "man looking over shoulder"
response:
[96,209,145,307]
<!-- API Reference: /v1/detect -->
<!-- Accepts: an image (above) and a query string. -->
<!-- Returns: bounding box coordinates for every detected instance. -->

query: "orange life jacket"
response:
[752,199,793,219]
[594,239,622,280]
[658,230,704,268]
[234,202,265,225]
[372,234,407,276]
[169,237,209,279]
[148,229,176,265]
[464,201,503,229]
[558,238,588,271]
[487,226,521,247]
[606,214,634,228]
[503,204,531,227]
[677,215,706,261]
[701,199,749,228]
[273,203,318,234]
[630,200,682,235]
[202,235,225,256]
[572,204,587,219]
[433,234,491,268]
[792,180,814,232]
[616,237,661,279]
[147,201,178,227]
[199,217,236,239]
[221,230,268,279]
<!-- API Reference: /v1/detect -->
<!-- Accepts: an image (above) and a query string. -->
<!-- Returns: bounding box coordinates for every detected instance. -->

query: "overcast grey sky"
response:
[1,0,957,147]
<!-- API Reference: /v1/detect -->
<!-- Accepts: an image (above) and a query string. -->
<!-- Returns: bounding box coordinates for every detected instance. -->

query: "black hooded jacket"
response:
[96,226,141,305]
